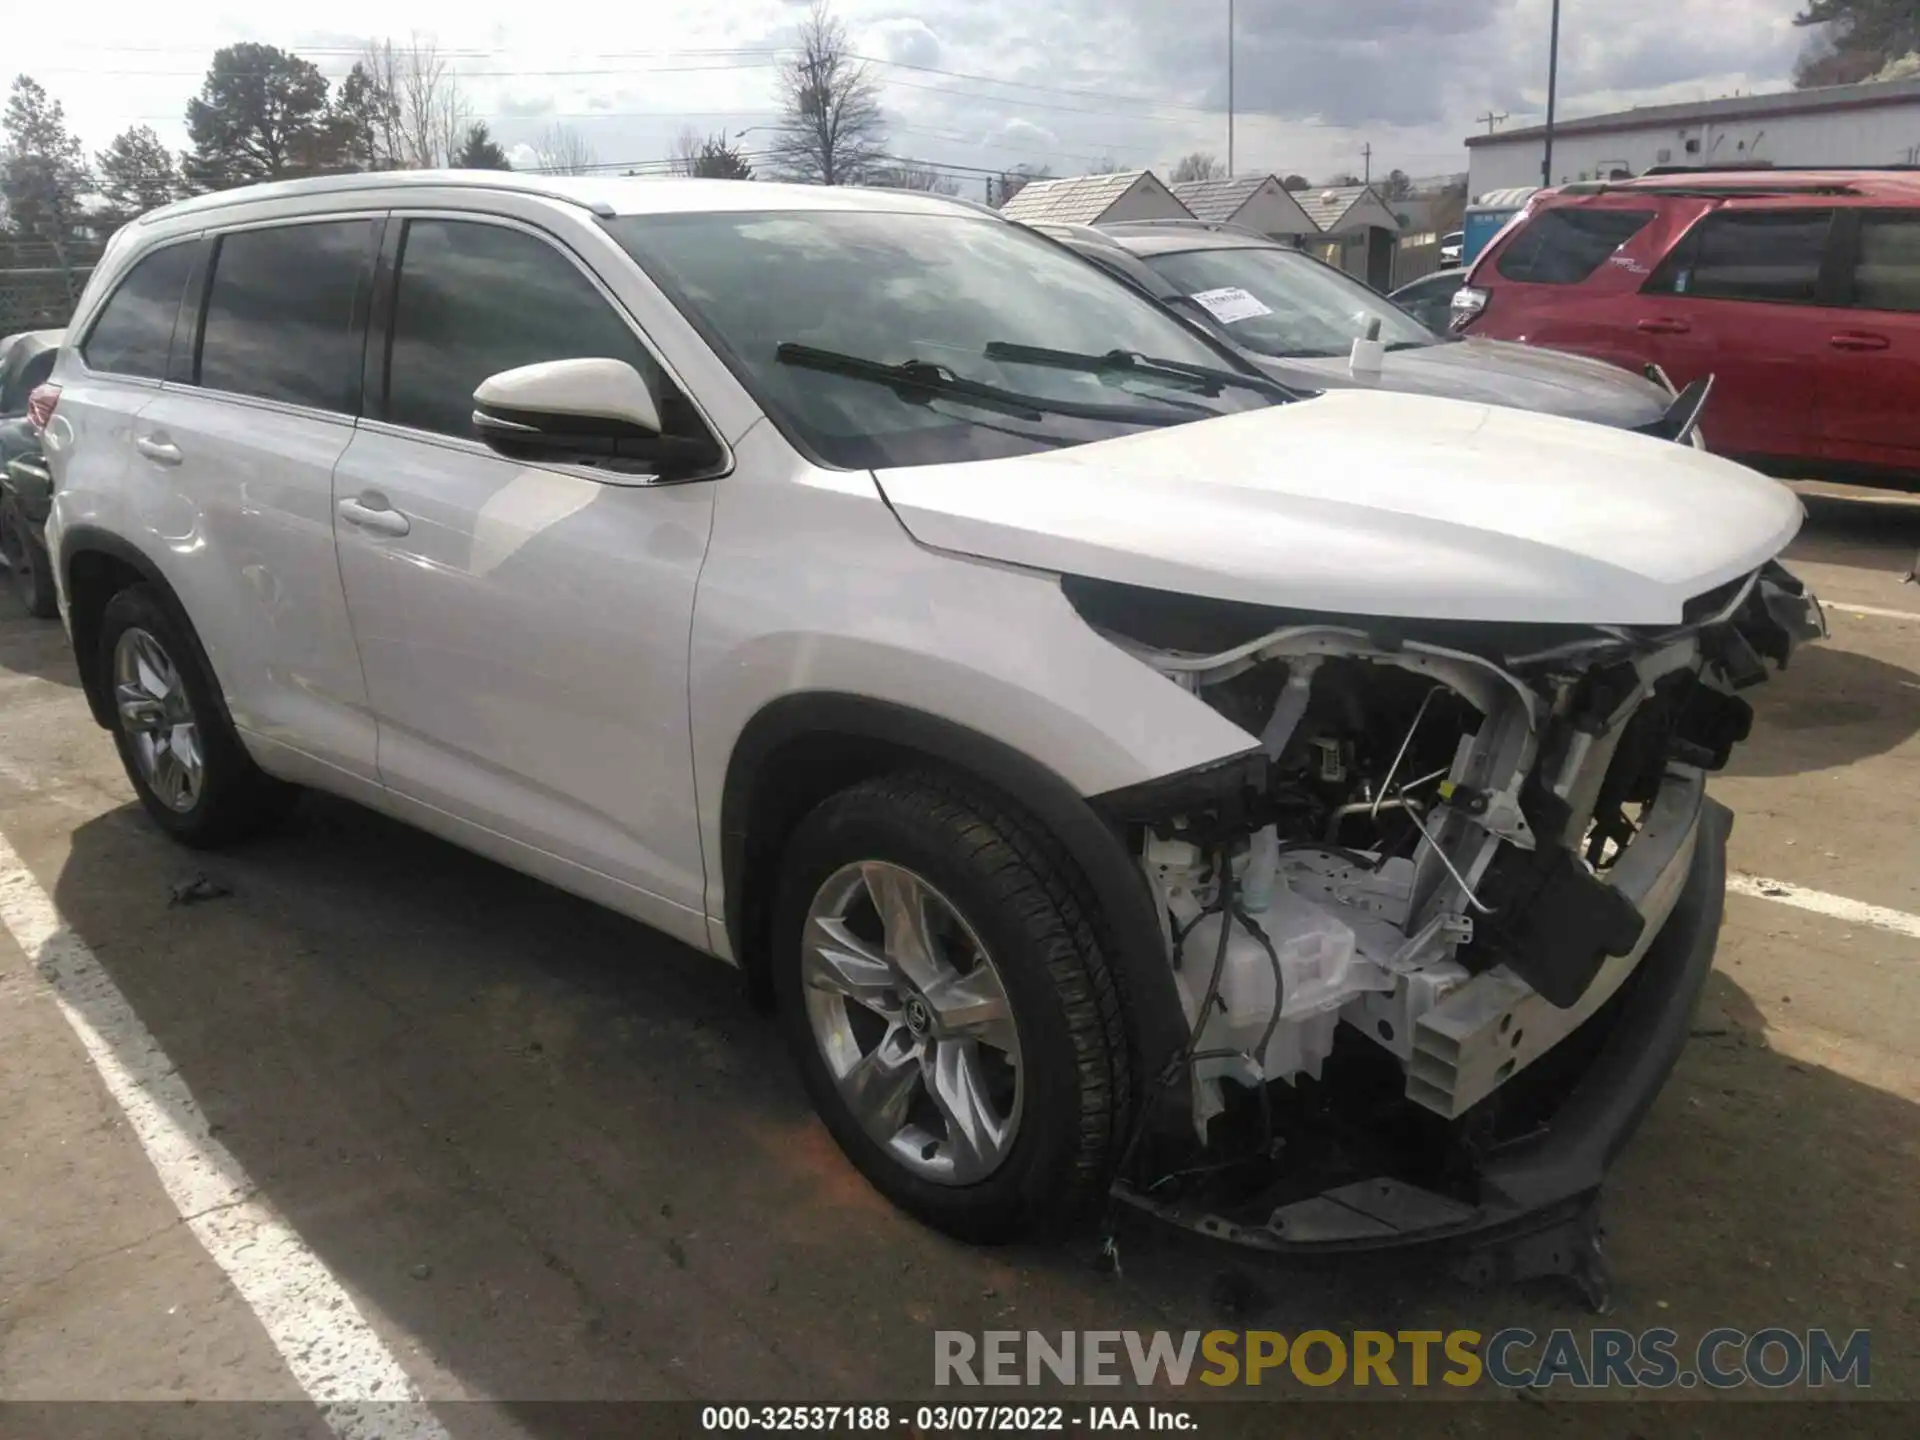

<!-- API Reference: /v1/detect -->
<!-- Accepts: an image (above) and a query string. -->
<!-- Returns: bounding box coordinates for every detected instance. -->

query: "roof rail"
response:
[1642,163,1920,175]
[851,185,1003,218]
[1104,217,1271,240]
[139,171,621,225]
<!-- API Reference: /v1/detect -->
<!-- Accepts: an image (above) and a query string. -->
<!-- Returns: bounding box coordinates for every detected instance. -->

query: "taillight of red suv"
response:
[1449,286,1488,331]
[26,383,60,430]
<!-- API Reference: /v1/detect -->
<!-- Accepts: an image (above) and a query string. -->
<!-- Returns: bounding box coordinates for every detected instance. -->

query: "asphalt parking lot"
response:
[0,486,1916,1431]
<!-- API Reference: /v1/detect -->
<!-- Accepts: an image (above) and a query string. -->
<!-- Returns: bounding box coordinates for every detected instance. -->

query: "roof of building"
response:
[1466,75,1920,148]
[997,171,1173,224]
[1294,183,1399,234]
[1166,176,1269,222]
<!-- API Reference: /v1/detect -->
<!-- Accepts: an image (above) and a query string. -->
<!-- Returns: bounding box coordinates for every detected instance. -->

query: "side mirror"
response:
[473,358,706,474]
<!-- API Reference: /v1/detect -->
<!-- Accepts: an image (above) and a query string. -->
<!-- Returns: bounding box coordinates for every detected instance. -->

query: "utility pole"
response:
[1477,111,1508,135]
[1543,0,1562,186]
[1361,142,1372,184]
[1226,0,1235,177]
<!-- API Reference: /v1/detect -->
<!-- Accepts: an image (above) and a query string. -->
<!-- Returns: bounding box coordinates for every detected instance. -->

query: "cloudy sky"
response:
[18,0,1812,190]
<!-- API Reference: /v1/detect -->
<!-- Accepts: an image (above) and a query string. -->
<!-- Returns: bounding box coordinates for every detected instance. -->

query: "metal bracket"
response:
[1445,1194,1614,1314]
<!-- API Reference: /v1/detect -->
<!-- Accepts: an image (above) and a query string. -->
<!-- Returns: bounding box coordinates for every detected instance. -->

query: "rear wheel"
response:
[772,771,1128,1241]
[99,584,295,846]
[0,499,56,619]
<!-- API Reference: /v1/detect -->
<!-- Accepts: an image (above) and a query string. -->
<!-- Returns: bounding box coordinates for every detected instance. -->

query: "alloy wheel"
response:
[800,861,1023,1184]
[113,627,203,812]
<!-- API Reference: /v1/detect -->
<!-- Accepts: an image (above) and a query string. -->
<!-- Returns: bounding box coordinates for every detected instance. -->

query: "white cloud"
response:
[862,17,941,69]
[12,0,1808,185]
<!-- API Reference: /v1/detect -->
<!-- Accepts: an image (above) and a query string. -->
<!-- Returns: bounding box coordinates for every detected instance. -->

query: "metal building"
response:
[1466,77,1920,195]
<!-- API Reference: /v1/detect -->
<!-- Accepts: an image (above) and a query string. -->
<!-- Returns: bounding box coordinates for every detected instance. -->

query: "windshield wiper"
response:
[982,341,1297,401]
[775,343,1194,427]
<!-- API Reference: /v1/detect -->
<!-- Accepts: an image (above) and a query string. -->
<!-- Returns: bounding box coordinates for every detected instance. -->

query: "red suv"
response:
[1454,169,1920,487]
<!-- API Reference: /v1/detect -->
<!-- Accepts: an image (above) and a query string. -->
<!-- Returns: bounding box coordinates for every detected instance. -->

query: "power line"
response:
[62,40,1216,114]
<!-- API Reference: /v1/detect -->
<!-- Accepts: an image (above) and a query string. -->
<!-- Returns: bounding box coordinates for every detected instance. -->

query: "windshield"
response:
[1143,245,1437,358]
[606,210,1270,469]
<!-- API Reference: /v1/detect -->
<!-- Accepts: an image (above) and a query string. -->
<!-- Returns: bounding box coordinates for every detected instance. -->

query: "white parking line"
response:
[1828,601,1920,623]
[1728,873,1920,943]
[0,829,452,1437]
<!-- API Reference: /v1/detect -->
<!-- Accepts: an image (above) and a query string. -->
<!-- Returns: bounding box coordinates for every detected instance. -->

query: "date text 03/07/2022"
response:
[700,1405,1196,1431]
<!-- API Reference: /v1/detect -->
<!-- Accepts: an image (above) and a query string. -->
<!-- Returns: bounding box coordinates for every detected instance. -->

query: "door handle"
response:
[132,434,182,466]
[1636,317,1691,335]
[1830,332,1890,352]
[337,496,412,537]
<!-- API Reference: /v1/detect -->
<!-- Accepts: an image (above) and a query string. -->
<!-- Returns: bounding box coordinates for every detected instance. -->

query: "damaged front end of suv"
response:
[1075,563,1825,1305]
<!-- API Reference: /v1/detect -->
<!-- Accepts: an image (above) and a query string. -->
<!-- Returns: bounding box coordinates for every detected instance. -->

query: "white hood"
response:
[873,390,1803,626]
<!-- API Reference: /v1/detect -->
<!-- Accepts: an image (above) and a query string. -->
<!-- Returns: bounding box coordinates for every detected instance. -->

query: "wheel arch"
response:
[59,526,210,732]
[719,691,1190,1106]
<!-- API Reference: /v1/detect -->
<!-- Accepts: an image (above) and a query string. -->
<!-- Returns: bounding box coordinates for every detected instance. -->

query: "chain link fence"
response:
[0,239,106,335]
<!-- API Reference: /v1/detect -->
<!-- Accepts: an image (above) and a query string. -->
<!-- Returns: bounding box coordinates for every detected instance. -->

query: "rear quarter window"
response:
[1494,207,1657,285]
[80,242,197,379]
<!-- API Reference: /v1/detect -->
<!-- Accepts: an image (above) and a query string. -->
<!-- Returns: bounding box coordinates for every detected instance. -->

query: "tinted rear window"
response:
[81,242,196,379]
[1658,210,1833,304]
[1850,212,1920,313]
[198,221,373,411]
[1495,207,1656,284]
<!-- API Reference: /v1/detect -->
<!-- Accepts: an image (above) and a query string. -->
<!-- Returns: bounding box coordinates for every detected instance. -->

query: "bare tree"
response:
[668,125,703,178]
[867,159,960,195]
[533,124,596,175]
[395,37,471,168]
[1169,152,1225,183]
[771,1,887,185]
[1087,155,1126,174]
[351,41,407,169]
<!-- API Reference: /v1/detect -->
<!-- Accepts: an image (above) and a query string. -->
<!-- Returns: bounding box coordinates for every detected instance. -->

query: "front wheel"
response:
[772,771,1130,1241]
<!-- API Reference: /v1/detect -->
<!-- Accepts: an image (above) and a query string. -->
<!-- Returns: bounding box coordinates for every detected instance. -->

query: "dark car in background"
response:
[1034,221,1697,438]
[0,329,62,617]
[1389,266,1469,333]
[1452,169,1920,487]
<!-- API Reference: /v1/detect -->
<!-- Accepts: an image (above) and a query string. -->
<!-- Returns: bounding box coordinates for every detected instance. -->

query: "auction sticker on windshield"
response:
[1189,286,1273,325]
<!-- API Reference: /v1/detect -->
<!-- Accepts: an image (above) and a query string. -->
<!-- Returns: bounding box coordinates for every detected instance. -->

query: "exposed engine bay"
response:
[1072,561,1825,1289]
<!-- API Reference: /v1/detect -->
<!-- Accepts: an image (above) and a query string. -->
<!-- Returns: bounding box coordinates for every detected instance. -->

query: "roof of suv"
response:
[139,170,989,228]
[1091,220,1286,257]
[1552,167,1920,202]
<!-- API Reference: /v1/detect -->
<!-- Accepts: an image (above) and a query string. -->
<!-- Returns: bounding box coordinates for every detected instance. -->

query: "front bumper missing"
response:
[1112,798,1731,1306]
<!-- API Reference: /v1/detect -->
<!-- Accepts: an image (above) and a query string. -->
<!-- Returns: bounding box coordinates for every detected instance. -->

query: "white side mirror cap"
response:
[473,357,662,435]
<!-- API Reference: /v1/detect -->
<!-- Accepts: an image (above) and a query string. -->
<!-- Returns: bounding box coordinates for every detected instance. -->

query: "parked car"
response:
[0,328,62,616]
[1034,221,1697,437]
[41,173,1821,1275]
[1439,230,1464,267]
[1388,267,1468,333]
[1454,168,1920,487]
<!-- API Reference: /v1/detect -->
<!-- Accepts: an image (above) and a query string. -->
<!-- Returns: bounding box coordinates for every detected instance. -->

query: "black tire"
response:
[0,499,56,619]
[98,584,296,846]
[771,770,1130,1241]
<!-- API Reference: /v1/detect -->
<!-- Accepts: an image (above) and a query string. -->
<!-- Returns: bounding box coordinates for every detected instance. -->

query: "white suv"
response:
[40,172,1821,1267]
